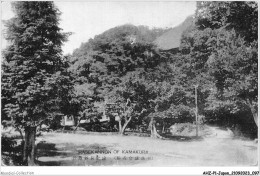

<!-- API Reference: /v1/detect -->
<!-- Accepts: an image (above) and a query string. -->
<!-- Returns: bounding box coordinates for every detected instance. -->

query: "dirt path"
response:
[36,127,258,166]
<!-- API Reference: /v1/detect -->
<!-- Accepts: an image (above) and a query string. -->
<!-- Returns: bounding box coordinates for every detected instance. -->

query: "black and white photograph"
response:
[0,0,259,175]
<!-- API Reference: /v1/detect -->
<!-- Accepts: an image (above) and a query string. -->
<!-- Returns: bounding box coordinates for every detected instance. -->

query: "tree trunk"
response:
[120,116,132,135]
[28,127,36,166]
[246,99,258,127]
[74,116,82,132]
[118,118,122,133]
[152,124,165,139]
[150,117,165,139]
[251,110,258,127]
[23,128,29,164]
[149,116,154,137]
[162,121,165,134]
[23,127,37,166]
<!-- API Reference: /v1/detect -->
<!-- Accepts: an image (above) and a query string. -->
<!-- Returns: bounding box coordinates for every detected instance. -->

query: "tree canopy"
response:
[69,1,258,135]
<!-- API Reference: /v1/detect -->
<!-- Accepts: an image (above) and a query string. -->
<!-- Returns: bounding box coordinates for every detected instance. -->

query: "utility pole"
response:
[195,85,199,137]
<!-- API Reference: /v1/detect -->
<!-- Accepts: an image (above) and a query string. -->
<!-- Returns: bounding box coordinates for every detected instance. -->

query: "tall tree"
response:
[181,1,258,128]
[1,2,71,165]
[206,29,258,126]
[107,72,153,135]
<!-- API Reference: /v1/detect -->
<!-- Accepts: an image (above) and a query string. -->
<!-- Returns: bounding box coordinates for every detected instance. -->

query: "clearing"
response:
[34,125,258,166]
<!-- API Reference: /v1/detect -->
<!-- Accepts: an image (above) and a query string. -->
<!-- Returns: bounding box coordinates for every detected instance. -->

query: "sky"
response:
[1,1,196,54]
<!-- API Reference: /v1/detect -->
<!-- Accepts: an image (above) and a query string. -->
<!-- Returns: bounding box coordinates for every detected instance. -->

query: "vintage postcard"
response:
[1,0,259,175]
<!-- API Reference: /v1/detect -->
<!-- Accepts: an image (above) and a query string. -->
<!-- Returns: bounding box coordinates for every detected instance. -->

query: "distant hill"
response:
[154,16,195,50]
[71,17,194,61]
[70,24,171,72]
[72,24,170,58]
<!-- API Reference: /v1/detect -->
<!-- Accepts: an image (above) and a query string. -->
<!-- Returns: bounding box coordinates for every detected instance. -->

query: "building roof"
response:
[154,16,194,50]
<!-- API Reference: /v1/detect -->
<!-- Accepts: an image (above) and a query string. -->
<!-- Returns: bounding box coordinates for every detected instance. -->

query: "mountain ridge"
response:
[71,15,195,58]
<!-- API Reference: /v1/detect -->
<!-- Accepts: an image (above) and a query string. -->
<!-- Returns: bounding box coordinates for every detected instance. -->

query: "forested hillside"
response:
[67,1,258,138]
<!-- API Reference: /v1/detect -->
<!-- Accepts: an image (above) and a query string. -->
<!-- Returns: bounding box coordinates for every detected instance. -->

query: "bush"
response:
[1,135,24,166]
[169,123,212,137]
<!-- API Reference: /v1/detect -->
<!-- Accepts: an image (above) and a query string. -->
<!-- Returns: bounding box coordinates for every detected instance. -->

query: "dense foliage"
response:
[178,1,258,134]
[69,2,257,137]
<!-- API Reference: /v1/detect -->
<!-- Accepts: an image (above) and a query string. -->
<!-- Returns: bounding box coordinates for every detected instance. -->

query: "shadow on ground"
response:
[162,134,204,142]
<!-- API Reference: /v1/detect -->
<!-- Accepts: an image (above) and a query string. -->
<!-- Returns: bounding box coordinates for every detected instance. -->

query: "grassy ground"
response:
[33,126,258,166]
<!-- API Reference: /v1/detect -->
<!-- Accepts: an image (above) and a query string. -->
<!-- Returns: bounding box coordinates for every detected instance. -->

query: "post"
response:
[195,85,199,137]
